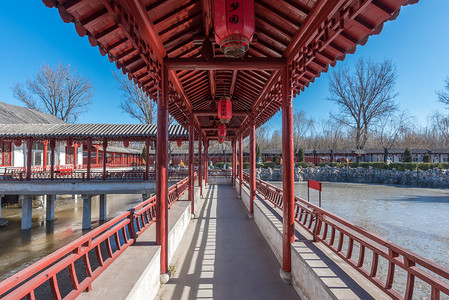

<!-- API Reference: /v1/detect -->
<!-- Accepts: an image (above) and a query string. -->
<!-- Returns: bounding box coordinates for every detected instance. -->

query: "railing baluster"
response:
[370,252,379,278]
[404,257,415,300]
[26,291,36,300]
[322,223,328,241]
[83,253,93,277]
[105,237,113,258]
[431,286,441,300]
[346,237,354,259]
[337,232,344,252]
[49,275,62,299]
[385,249,398,290]
[357,245,365,268]
[95,244,104,267]
[329,227,336,246]
[67,262,80,290]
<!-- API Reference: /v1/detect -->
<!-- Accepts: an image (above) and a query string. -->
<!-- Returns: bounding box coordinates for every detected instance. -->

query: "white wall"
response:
[13,144,25,167]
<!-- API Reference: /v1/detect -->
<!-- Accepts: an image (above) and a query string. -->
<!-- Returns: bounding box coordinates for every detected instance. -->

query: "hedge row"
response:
[318,162,449,171]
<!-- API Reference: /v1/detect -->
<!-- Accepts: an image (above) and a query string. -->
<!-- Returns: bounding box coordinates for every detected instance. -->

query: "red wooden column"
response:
[87,138,92,181]
[204,140,209,184]
[50,140,55,181]
[43,141,48,170]
[281,65,295,280]
[198,135,203,197]
[239,134,243,197]
[249,117,256,216]
[74,143,78,167]
[26,138,33,181]
[233,139,237,186]
[102,139,108,181]
[145,138,150,180]
[156,66,169,277]
[188,119,195,215]
[96,145,99,166]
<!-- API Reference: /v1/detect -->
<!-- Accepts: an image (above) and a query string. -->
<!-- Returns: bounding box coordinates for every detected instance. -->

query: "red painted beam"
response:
[124,0,166,62]
[284,0,345,61]
[229,70,238,98]
[164,58,286,71]
[193,110,251,117]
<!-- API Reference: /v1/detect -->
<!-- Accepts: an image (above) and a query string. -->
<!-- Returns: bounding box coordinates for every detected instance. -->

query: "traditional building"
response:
[0,102,190,175]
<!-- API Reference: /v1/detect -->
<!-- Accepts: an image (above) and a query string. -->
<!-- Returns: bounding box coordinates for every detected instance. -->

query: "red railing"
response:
[0,177,190,299]
[1,169,190,182]
[242,173,449,299]
[168,177,189,208]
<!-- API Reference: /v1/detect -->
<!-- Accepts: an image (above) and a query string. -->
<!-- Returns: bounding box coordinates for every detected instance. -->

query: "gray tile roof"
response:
[0,123,188,139]
[0,102,66,124]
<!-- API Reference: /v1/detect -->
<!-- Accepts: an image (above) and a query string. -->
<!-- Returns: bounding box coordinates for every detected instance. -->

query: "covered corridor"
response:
[156,184,298,300]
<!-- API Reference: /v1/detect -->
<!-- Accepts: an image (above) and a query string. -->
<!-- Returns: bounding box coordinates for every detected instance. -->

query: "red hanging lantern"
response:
[218,98,232,124]
[218,137,225,143]
[214,0,255,58]
[14,139,22,147]
[218,124,227,138]
[123,139,129,148]
[67,138,72,147]
[177,139,183,147]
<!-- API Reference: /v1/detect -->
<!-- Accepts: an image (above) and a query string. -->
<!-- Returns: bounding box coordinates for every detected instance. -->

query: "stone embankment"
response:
[254,166,449,188]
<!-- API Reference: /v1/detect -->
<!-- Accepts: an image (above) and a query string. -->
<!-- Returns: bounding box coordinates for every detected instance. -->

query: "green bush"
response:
[242,162,250,169]
[295,162,310,168]
[263,161,277,169]
[317,162,449,171]
[423,153,430,163]
[297,148,304,162]
[214,162,224,169]
[403,148,413,162]
[256,163,264,168]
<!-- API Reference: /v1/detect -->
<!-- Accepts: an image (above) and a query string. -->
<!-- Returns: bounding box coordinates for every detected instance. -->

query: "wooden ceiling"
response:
[43,0,419,140]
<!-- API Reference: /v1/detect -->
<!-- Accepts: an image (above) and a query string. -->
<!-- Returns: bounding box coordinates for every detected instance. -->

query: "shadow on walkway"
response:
[156,184,299,300]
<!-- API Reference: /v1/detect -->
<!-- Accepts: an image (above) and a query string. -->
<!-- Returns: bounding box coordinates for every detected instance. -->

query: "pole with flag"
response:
[257,157,262,164]
[180,159,185,168]
[386,156,392,164]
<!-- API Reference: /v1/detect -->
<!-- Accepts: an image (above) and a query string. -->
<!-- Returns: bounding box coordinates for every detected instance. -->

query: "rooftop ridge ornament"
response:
[214,0,255,58]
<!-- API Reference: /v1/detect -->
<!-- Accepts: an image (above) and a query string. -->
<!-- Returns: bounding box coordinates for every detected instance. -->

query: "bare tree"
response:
[431,112,449,144]
[328,58,398,150]
[293,110,315,153]
[270,130,282,150]
[13,63,93,123]
[114,71,157,124]
[319,118,345,150]
[255,125,271,149]
[437,77,449,106]
[373,111,413,161]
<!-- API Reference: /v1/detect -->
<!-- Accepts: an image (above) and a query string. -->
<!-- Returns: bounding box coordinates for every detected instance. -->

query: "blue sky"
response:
[0,1,448,130]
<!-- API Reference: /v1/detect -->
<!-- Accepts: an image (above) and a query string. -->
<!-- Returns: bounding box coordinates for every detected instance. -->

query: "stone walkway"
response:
[156,184,299,300]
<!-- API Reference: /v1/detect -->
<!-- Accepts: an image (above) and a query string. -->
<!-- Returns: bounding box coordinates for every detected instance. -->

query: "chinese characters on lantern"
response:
[229,1,241,24]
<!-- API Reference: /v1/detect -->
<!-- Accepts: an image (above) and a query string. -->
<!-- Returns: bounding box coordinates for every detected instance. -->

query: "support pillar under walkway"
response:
[156,185,298,299]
